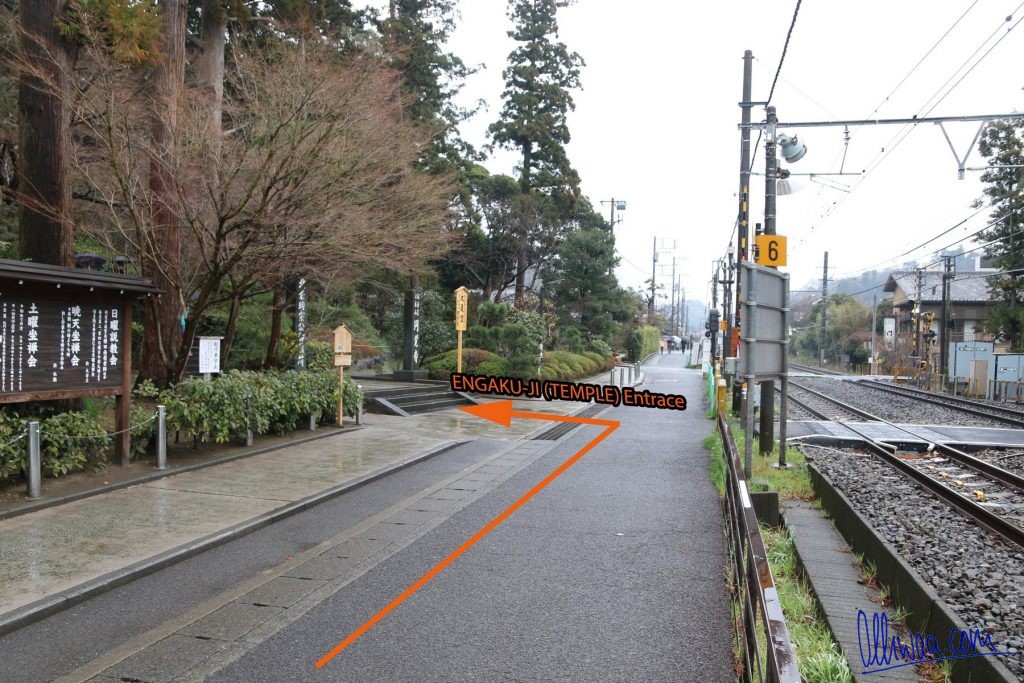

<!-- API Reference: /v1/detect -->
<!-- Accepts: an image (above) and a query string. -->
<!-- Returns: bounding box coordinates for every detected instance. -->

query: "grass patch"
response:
[704,433,727,496]
[762,525,854,683]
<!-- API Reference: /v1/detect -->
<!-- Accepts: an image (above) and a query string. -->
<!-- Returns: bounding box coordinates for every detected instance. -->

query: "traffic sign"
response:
[755,235,787,267]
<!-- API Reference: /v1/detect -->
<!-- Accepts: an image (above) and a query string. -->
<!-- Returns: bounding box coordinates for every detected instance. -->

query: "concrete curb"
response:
[0,426,362,522]
[0,439,467,638]
[808,462,1016,682]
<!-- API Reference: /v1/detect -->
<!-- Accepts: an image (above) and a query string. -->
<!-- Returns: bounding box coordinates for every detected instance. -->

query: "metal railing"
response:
[718,414,801,683]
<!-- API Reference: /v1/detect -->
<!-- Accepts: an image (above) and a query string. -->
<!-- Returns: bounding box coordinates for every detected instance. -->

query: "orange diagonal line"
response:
[315,415,619,670]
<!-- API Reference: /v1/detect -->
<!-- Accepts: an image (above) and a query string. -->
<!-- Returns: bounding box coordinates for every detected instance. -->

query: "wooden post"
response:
[116,300,133,465]
[333,324,353,426]
[455,286,468,373]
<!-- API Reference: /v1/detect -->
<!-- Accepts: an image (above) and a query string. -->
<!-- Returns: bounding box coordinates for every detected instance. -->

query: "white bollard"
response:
[156,405,167,470]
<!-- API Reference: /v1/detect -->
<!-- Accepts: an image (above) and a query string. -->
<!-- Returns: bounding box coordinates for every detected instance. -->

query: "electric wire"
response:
[802,3,1024,239]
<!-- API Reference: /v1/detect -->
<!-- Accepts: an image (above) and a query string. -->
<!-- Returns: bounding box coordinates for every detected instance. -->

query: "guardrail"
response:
[717,413,800,683]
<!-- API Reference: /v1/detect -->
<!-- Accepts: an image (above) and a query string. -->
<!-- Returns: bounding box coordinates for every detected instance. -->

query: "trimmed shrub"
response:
[423,348,496,380]
[587,338,612,358]
[629,326,661,360]
[474,356,508,377]
[0,411,26,480]
[40,411,110,477]
[161,370,362,444]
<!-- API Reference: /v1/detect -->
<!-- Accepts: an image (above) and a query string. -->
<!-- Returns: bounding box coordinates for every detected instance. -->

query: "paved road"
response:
[2,354,732,682]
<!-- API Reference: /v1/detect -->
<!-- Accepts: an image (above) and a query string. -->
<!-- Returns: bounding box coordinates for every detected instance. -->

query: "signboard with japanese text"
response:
[455,286,469,331]
[0,297,122,396]
[198,337,222,374]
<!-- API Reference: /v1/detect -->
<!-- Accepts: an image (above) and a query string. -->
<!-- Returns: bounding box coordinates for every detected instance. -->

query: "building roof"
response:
[883,271,991,304]
[0,259,160,295]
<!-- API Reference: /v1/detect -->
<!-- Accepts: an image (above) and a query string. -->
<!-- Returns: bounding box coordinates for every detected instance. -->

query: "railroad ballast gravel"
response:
[807,444,1024,679]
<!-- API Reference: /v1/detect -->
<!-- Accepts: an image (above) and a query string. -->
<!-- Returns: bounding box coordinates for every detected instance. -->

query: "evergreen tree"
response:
[977,120,1024,350]
[381,0,479,176]
[488,0,583,304]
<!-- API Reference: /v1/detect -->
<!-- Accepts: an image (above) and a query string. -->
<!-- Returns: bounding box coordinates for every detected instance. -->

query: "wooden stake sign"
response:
[454,286,468,373]
[333,324,353,424]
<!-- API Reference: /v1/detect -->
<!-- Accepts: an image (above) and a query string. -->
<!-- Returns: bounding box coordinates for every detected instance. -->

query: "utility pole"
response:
[735,49,753,411]
[670,257,677,335]
[871,294,878,375]
[759,105,779,456]
[939,255,954,384]
[650,237,657,325]
[819,251,829,367]
[914,268,923,365]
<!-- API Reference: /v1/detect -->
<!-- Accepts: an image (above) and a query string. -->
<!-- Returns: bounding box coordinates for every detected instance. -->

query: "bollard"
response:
[27,421,40,499]
[245,394,254,447]
[609,369,615,385]
[309,413,317,431]
[156,405,167,470]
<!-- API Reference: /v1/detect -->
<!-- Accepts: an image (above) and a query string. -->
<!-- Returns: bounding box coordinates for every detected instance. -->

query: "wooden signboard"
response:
[333,324,353,425]
[454,286,469,373]
[0,259,159,464]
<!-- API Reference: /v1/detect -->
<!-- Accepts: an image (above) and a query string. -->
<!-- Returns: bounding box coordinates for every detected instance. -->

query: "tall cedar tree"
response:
[488,0,583,305]
[382,0,478,177]
[18,0,73,266]
[978,120,1024,350]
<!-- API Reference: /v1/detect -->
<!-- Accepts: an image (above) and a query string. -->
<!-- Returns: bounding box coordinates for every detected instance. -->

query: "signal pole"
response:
[819,251,829,367]
[939,255,954,384]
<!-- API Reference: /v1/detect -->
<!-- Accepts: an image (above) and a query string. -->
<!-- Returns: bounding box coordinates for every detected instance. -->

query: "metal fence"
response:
[718,414,801,683]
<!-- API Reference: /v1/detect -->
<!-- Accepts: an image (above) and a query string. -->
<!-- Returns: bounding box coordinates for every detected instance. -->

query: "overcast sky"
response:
[369,1,1024,308]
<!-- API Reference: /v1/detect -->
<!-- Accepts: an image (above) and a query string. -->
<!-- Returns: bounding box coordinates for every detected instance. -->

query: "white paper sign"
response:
[198,337,222,374]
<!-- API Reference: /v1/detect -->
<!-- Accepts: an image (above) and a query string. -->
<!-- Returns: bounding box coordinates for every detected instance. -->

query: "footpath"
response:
[0,368,646,635]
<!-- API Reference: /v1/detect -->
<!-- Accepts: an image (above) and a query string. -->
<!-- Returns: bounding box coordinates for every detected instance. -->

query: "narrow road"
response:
[2,354,732,682]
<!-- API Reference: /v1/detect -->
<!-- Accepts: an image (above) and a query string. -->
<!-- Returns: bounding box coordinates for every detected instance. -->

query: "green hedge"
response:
[0,369,363,481]
[629,326,661,361]
[162,369,362,444]
[426,347,614,382]
[0,410,111,480]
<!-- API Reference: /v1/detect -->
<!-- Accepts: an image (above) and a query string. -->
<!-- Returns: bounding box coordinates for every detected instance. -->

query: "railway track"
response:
[856,379,1024,429]
[788,362,842,376]
[785,379,1024,549]
[785,381,877,422]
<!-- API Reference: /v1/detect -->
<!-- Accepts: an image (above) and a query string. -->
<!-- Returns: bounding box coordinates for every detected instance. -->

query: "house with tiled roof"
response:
[883,270,994,343]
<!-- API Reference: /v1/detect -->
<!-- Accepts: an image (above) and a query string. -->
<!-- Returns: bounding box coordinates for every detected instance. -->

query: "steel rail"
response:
[786,381,1024,548]
[856,379,1024,428]
[788,362,843,376]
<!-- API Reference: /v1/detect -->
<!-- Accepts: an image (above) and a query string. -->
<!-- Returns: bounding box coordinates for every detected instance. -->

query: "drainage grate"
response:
[531,404,608,440]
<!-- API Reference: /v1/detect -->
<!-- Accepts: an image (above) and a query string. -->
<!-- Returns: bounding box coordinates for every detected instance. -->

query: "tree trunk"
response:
[17,0,73,267]
[264,287,285,368]
[220,292,242,371]
[197,2,226,150]
[515,142,533,306]
[139,0,187,387]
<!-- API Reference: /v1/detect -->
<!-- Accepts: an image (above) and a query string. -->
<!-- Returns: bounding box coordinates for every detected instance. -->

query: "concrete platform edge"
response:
[808,462,1016,682]
[0,439,467,638]
[0,426,361,522]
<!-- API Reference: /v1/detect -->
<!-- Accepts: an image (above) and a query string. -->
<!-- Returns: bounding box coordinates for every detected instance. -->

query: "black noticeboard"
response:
[0,259,159,464]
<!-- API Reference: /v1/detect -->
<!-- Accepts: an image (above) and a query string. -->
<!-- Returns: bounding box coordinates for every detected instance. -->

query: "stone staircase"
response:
[363,382,478,416]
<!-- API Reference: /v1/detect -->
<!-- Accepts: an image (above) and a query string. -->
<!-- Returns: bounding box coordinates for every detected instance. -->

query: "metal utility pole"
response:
[758,105,779,456]
[871,294,878,375]
[819,251,829,367]
[711,260,720,360]
[939,255,954,384]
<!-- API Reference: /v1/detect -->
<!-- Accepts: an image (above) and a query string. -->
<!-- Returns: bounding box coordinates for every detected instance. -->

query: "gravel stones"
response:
[805,444,1024,679]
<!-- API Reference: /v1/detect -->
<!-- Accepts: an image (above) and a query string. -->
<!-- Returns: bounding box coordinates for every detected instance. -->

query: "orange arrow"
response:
[315,400,619,669]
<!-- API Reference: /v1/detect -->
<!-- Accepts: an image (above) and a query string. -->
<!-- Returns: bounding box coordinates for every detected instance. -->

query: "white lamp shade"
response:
[778,134,807,163]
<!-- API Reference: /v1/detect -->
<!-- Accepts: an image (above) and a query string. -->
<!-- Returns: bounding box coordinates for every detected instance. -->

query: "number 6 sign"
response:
[755,234,787,267]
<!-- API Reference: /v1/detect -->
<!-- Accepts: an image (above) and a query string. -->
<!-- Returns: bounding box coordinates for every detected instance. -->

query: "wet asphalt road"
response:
[1,353,732,682]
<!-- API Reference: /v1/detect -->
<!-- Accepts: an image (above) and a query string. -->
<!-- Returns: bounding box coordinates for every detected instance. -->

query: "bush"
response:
[474,356,508,377]
[0,410,26,479]
[561,327,583,353]
[423,348,496,380]
[629,326,661,360]
[130,404,157,461]
[542,351,602,380]
[40,411,110,477]
[587,338,612,357]
[161,369,362,443]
